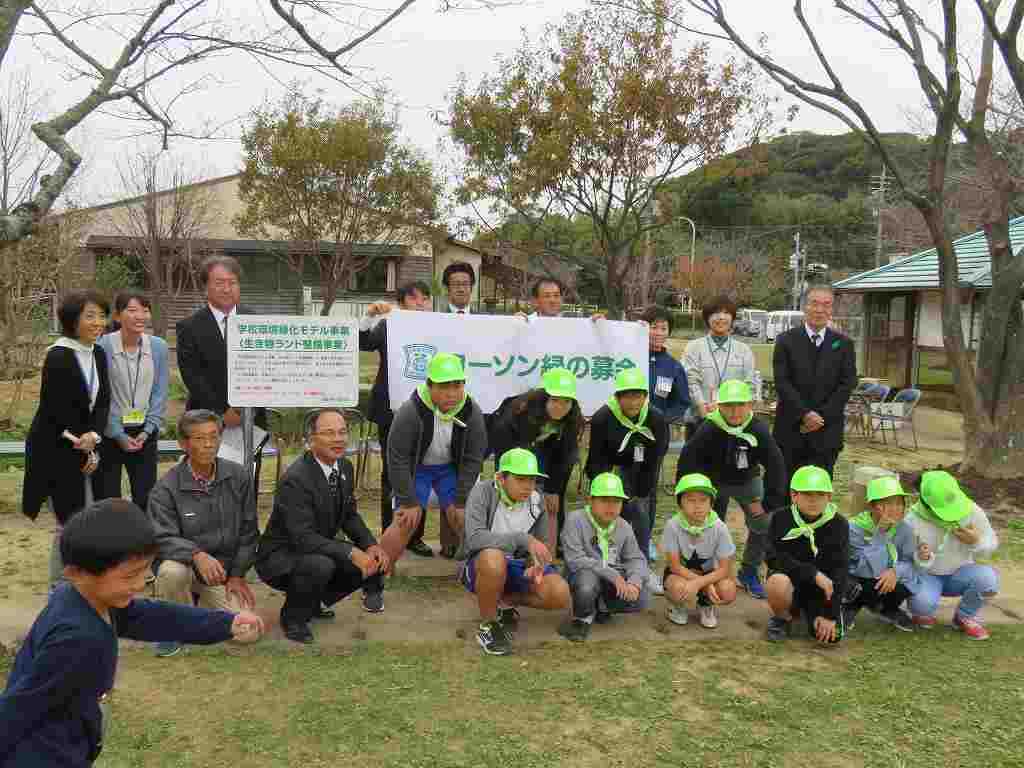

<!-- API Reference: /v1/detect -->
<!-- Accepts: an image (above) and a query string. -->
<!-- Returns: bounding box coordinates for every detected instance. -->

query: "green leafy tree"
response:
[235,93,440,315]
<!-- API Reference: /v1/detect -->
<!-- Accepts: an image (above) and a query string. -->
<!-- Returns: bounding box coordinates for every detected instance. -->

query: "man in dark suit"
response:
[772,285,858,487]
[256,409,390,644]
[359,280,434,557]
[175,255,266,430]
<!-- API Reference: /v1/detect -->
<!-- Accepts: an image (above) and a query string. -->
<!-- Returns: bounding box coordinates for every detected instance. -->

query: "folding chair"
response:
[875,388,922,450]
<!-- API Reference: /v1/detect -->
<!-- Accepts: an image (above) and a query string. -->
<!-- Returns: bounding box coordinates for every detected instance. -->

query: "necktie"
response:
[328,467,339,496]
[812,332,822,347]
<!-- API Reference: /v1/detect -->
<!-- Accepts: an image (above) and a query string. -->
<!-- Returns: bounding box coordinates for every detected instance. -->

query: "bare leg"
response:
[766,573,794,619]
[377,507,423,565]
[507,573,571,611]
[473,549,508,622]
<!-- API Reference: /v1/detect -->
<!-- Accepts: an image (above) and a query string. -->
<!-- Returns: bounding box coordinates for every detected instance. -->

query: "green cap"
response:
[614,367,647,394]
[717,379,753,405]
[790,465,833,493]
[674,473,718,500]
[426,353,466,384]
[919,470,969,522]
[865,475,910,503]
[497,448,548,478]
[590,472,629,500]
[542,367,578,400]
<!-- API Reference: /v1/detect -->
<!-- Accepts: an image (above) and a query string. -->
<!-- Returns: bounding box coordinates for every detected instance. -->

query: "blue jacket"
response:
[96,332,169,441]
[847,518,923,594]
[1,584,234,767]
[648,349,691,423]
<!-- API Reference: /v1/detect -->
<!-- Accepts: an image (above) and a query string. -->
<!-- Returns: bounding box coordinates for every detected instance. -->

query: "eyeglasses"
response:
[313,430,349,439]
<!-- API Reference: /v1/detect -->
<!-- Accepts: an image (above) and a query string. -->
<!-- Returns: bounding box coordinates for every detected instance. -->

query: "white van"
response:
[737,308,768,338]
[766,310,804,341]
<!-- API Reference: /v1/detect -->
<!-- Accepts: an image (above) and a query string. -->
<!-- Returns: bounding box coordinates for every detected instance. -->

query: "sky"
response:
[4,1,993,216]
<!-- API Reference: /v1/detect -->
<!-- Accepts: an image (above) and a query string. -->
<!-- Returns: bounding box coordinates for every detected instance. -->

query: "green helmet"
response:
[590,472,629,500]
[497,448,548,478]
[865,475,909,504]
[717,379,753,405]
[542,367,578,400]
[674,473,718,500]
[613,366,647,394]
[919,470,969,522]
[790,465,833,493]
[426,353,466,384]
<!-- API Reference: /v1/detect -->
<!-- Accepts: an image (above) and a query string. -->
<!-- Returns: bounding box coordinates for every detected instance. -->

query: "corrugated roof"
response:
[833,216,1024,291]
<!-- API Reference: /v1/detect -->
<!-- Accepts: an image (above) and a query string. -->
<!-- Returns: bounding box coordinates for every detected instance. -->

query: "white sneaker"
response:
[699,604,719,629]
[648,571,665,596]
[667,605,689,625]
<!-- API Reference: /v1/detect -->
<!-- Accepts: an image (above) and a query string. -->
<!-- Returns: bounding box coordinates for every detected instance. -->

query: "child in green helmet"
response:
[844,475,922,633]
[662,474,738,629]
[461,448,571,656]
[765,465,849,644]
[905,470,999,640]
[558,472,649,642]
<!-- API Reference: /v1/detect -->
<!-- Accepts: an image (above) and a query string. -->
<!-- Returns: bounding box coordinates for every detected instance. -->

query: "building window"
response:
[353,257,390,292]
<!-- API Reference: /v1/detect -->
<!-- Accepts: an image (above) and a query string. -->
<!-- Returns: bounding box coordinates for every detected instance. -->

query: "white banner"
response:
[386,312,648,416]
[227,315,360,408]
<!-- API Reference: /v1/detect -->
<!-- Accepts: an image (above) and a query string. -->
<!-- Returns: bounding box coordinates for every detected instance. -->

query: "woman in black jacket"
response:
[23,291,112,587]
[488,367,582,551]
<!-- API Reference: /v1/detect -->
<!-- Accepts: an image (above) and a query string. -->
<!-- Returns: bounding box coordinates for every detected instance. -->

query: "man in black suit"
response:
[360,280,434,557]
[256,409,390,644]
[772,285,857,487]
[175,255,266,430]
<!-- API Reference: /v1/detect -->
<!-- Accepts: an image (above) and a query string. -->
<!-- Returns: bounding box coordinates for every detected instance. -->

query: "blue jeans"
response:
[908,565,999,619]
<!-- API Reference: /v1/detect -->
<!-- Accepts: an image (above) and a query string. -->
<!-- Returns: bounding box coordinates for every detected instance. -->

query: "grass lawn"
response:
[4,626,1021,767]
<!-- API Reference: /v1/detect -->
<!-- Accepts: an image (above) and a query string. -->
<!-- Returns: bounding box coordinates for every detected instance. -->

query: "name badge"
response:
[655,376,673,397]
[634,445,645,463]
[736,446,749,469]
[123,408,146,426]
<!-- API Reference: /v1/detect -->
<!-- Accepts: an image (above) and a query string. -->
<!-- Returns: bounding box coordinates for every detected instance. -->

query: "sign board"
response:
[385,311,648,416]
[227,315,360,408]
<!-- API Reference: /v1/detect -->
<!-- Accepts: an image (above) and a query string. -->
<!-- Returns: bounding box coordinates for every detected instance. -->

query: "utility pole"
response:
[870,165,890,268]
[790,231,803,310]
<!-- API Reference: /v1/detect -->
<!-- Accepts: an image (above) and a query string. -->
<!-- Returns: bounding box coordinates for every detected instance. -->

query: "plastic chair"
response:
[875,388,922,450]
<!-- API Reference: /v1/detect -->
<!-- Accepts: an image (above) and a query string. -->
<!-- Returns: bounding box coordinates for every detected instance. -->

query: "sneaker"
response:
[594,610,613,625]
[912,614,937,629]
[953,613,990,640]
[878,607,915,633]
[154,641,182,658]
[699,604,719,629]
[766,615,790,642]
[842,606,859,633]
[557,618,591,642]
[666,605,689,626]
[497,606,520,631]
[362,591,384,613]
[648,541,658,561]
[477,620,512,655]
[647,571,665,596]
[407,539,434,558]
[737,568,767,600]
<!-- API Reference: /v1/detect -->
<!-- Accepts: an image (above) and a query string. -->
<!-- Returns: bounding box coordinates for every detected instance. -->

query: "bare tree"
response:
[0,66,51,216]
[109,152,220,336]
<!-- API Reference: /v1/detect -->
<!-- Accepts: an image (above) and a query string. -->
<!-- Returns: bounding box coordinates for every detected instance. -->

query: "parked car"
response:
[765,310,805,341]
[736,308,767,338]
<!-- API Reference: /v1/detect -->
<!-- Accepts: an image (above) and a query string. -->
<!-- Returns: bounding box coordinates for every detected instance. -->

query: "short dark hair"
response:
[200,256,243,285]
[531,276,564,298]
[178,409,223,439]
[442,262,475,288]
[60,499,157,574]
[114,289,152,314]
[303,407,347,441]
[701,295,738,328]
[396,280,431,305]
[58,290,110,338]
[643,305,673,333]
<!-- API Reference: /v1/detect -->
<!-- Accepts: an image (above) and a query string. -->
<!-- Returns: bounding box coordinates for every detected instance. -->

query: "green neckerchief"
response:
[585,506,617,565]
[850,510,897,566]
[417,384,467,428]
[606,395,655,453]
[495,479,518,510]
[710,334,730,348]
[535,422,563,444]
[781,503,837,557]
[909,500,962,555]
[706,408,759,448]
[674,509,720,537]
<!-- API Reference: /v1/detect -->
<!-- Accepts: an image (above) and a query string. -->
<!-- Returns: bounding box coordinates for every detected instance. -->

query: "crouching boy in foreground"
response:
[1,499,263,766]
[558,472,649,642]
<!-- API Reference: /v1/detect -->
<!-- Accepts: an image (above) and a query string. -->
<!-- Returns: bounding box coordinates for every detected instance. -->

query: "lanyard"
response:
[705,335,733,391]
[122,344,143,407]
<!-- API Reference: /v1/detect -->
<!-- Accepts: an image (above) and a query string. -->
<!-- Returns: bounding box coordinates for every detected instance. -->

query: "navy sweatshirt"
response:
[1,583,235,767]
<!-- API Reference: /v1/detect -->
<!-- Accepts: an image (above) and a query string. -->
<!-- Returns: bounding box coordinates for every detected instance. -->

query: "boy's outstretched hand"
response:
[813,616,837,644]
[231,611,265,642]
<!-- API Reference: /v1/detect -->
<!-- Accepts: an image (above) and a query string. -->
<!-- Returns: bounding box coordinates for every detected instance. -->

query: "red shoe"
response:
[953,614,990,640]
[911,614,937,629]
